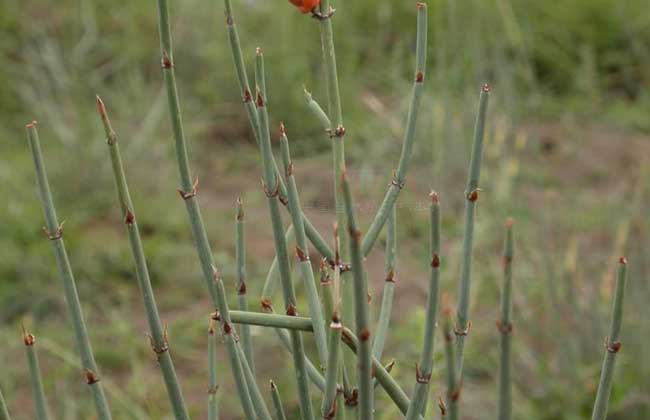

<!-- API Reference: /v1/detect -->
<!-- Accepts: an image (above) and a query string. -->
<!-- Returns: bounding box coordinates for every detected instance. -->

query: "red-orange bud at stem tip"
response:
[288,0,321,14]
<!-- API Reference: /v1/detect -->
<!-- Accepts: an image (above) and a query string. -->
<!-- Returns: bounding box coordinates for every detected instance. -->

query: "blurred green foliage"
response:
[0,0,649,419]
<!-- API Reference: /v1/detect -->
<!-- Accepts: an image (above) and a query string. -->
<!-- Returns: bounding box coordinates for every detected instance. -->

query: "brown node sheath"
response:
[415,363,431,384]
[323,400,337,419]
[207,385,219,395]
[449,386,461,401]
[359,328,371,342]
[415,71,424,83]
[223,322,233,335]
[84,369,100,385]
[177,177,199,200]
[385,269,395,283]
[26,120,38,129]
[22,325,35,346]
[467,189,480,202]
[348,226,362,241]
[211,311,221,322]
[255,90,265,108]
[431,253,440,268]
[243,88,252,103]
[124,208,135,225]
[454,321,472,337]
[619,256,628,265]
[496,320,513,335]
[237,281,247,296]
[605,337,622,354]
[391,169,406,190]
[286,304,298,317]
[161,51,174,69]
[481,83,491,93]
[262,178,280,198]
[260,298,274,312]
[438,396,447,416]
[311,6,336,21]
[295,246,310,262]
[42,223,64,240]
[344,388,359,407]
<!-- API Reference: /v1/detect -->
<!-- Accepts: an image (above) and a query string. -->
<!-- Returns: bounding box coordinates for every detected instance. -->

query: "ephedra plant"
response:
[4,1,631,419]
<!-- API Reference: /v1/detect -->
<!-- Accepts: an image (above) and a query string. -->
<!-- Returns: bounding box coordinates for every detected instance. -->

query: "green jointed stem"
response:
[372,206,396,360]
[361,2,428,256]
[591,258,628,420]
[270,381,288,420]
[22,331,50,420]
[255,48,314,420]
[155,1,264,416]
[304,87,332,131]
[222,0,335,265]
[0,387,10,420]
[321,263,342,419]
[341,172,373,419]
[279,126,329,367]
[454,85,490,376]
[236,199,255,373]
[405,192,441,420]
[97,97,190,420]
[260,225,295,302]
[25,123,112,420]
[498,219,515,420]
[230,311,313,331]
[236,342,273,420]
[442,312,460,420]
[207,321,219,420]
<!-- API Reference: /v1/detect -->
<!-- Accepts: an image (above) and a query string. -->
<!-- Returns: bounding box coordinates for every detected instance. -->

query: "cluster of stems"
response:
[9,1,630,419]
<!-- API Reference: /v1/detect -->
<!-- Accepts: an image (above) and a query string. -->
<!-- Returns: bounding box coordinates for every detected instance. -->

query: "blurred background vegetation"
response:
[1,0,649,418]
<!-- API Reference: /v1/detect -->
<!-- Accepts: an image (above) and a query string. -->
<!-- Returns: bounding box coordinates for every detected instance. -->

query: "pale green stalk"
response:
[372,206,396,360]
[341,172,372,419]
[455,85,491,376]
[230,311,314,331]
[222,0,335,265]
[304,87,332,131]
[236,199,254,373]
[0,387,10,420]
[405,192,441,420]
[498,219,515,420]
[321,263,342,419]
[96,97,190,420]
[261,225,295,302]
[155,1,263,416]
[279,127,329,366]
[236,342,273,420]
[25,123,112,420]
[270,381,288,420]
[207,320,219,420]
[22,331,51,420]
[255,48,314,420]
[591,258,628,420]
[442,311,460,420]
[361,2,428,256]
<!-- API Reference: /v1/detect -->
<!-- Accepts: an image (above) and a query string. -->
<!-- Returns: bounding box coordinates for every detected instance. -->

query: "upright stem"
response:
[372,205,396,361]
[207,319,219,420]
[405,192,441,420]
[454,85,490,376]
[442,307,460,420]
[25,123,112,420]
[96,97,190,420]
[260,225,295,302]
[154,1,264,416]
[361,2,428,256]
[321,250,342,419]
[270,381,288,420]
[279,127,329,367]
[0,387,10,420]
[341,172,373,419]
[22,330,51,420]
[497,219,515,420]
[255,48,314,420]
[236,199,255,373]
[222,0,335,265]
[591,258,628,420]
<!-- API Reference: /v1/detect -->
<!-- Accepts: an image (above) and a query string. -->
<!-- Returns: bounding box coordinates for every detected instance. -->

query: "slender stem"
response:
[227,311,422,418]
[222,0,335,265]
[341,172,373,419]
[497,219,515,420]
[255,48,314,420]
[96,97,190,420]
[230,310,314,332]
[442,310,460,420]
[0,387,10,420]
[405,192,441,420]
[269,381,288,420]
[303,87,332,131]
[207,320,219,420]
[236,199,255,373]
[236,341,273,420]
[321,263,342,419]
[361,2,428,256]
[154,1,264,416]
[22,330,51,420]
[372,205,396,360]
[454,85,491,376]
[261,225,295,302]
[279,127,329,366]
[273,327,327,392]
[591,258,628,420]
[25,123,112,420]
